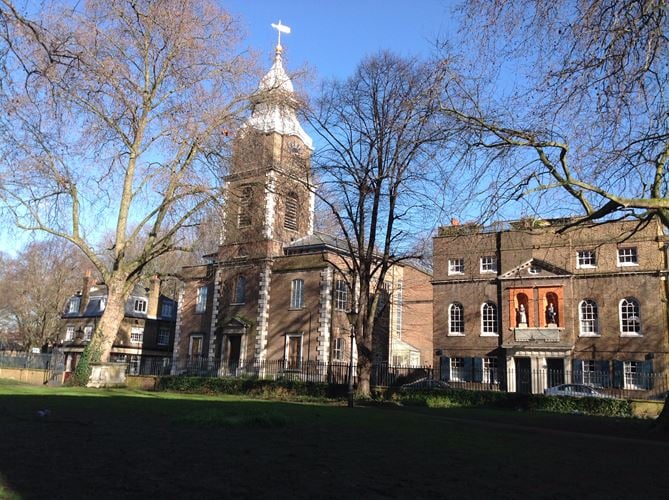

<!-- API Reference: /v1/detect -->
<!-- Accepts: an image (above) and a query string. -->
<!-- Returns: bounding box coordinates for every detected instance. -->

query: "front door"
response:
[227,335,241,370]
[515,357,532,394]
[546,358,565,388]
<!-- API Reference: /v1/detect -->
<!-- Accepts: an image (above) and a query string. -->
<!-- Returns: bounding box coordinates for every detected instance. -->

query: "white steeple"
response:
[245,23,313,150]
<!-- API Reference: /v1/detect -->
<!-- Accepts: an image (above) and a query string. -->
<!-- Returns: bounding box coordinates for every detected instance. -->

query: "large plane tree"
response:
[0,0,253,382]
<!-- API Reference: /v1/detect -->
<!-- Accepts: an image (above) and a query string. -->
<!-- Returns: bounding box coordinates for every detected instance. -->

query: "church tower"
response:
[219,37,314,262]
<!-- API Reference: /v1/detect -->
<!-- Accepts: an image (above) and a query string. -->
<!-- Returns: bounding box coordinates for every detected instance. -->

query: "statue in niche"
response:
[517,304,527,326]
[546,303,557,325]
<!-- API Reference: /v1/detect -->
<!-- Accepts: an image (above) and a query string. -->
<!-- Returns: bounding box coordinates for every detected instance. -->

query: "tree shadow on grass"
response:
[1,391,668,499]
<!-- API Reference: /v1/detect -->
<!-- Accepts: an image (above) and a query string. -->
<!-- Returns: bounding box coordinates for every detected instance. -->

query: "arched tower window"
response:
[232,276,246,304]
[237,186,252,228]
[284,192,298,231]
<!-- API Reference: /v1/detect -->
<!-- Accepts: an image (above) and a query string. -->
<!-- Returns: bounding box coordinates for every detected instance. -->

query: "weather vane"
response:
[271,20,291,49]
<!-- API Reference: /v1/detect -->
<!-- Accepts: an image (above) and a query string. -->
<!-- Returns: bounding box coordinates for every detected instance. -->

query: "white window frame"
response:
[581,360,597,386]
[130,326,144,344]
[65,326,75,341]
[189,334,204,356]
[617,247,638,267]
[578,299,599,336]
[157,327,170,346]
[483,357,499,384]
[195,286,208,313]
[290,279,304,309]
[68,297,80,313]
[83,326,93,341]
[448,303,465,336]
[623,361,644,390]
[480,302,498,336]
[334,279,348,311]
[394,282,403,339]
[576,250,597,269]
[99,297,106,311]
[450,357,464,382]
[619,297,641,336]
[133,298,147,313]
[448,258,464,275]
[480,255,497,274]
[332,337,344,361]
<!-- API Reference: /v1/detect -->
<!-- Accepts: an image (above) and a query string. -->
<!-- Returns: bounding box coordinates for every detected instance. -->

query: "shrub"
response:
[392,388,632,417]
[157,376,343,400]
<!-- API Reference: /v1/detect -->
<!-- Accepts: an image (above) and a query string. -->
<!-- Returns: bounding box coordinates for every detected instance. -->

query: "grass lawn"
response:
[0,380,667,499]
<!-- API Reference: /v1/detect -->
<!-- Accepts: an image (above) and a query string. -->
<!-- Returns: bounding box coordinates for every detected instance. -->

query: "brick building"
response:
[173,44,433,376]
[60,274,176,378]
[433,217,669,395]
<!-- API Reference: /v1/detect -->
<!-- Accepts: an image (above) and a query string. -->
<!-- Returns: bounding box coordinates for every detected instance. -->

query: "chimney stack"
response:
[80,269,92,314]
[147,275,161,319]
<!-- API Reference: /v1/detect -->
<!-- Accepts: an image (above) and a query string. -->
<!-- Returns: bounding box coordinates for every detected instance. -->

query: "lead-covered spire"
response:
[245,22,313,149]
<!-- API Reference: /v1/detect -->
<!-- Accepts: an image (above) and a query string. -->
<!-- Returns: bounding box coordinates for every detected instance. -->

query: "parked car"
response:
[400,377,450,391]
[543,384,610,398]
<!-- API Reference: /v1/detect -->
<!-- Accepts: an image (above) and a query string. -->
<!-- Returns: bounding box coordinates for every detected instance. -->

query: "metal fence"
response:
[172,356,433,386]
[444,368,669,401]
[0,350,53,370]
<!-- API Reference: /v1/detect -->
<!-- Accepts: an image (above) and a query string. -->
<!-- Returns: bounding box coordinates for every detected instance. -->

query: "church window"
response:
[237,186,252,228]
[290,279,304,309]
[232,276,246,304]
[284,192,298,231]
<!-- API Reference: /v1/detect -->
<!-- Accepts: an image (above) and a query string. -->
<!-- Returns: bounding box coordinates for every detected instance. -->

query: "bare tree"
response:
[0,239,87,350]
[444,0,668,227]
[307,51,454,395]
[0,0,254,380]
[446,0,669,430]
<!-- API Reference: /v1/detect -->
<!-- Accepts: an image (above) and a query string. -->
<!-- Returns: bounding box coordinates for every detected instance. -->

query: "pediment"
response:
[500,258,571,279]
[221,316,253,333]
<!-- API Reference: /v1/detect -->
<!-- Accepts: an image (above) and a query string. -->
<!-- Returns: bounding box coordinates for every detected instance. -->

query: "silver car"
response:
[543,383,610,398]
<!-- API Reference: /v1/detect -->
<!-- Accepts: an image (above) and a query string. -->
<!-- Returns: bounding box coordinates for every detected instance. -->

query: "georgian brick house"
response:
[60,274,177,378]
[173,44,433,376]
[433,218,669,395]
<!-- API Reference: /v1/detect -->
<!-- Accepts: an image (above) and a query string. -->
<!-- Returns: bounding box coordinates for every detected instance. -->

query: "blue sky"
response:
[0,1,459,257]
[225,0,456,80]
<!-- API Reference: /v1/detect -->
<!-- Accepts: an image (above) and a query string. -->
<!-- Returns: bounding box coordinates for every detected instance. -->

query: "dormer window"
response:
[68,297,80,313]
[133,298,147,313]
[161,302,173,318]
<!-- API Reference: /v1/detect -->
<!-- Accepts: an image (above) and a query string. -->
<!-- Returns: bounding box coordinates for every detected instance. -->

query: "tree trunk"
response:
[93,277,129,362]
[653,394,669,432]
[356,336,373,397]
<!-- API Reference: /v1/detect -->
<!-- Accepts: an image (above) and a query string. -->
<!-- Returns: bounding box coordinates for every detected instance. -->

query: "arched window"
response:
[481,302,498,335]
[232,276,246,304]
[579,300,598,336]
[237,186,252,228]
[284,192,298,231]
[619,297,641,335]
[449,303,464,335]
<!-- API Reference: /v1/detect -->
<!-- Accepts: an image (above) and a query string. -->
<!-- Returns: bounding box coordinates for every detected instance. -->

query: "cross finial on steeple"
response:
[270,20,291,56]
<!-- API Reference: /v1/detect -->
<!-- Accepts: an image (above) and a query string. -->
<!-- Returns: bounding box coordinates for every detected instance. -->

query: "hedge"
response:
[392,388,633,417]
[157,376,348,400]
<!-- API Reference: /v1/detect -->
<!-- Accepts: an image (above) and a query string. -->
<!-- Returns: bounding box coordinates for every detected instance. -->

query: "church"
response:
[172,37,433,377]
